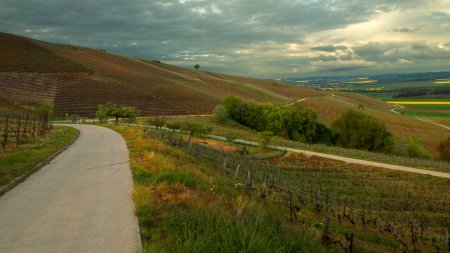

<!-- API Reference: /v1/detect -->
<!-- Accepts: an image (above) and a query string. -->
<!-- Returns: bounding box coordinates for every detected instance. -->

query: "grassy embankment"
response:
[111,124,450,253]
[0,126,78,190]
[110,124,340,253]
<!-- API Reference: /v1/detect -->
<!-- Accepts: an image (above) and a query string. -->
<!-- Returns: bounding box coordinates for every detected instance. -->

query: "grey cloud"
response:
[392,27,416,33]
[0,0,447,77]
[311,45,348,52]
[314,55,338,61]
[311,45,337,52]
[353,41,450,64]
[392,27,418,33]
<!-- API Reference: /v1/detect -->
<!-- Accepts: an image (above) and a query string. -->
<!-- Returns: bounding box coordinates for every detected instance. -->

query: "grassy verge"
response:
[0,126,78,189]
[109,125,341,253]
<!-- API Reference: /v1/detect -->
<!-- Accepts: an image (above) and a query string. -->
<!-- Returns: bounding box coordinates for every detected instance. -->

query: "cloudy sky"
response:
[1,0,450,78]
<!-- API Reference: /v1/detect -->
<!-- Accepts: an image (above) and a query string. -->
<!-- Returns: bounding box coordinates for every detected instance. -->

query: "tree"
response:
[193,64,200,70]
[96,103,139,123]
[438,137,450,161]
[148,116,166,129]
[221,95,245,123]
[68,114,80,123]
[331,110,394,152]
[166,122,181,132]
[266,106,319,144]
[259,131,274,151]
[213,105,230,123]
[181,121,212,140]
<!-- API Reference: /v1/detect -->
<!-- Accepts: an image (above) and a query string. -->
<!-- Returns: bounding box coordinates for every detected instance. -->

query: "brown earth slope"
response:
[0,33,323,116]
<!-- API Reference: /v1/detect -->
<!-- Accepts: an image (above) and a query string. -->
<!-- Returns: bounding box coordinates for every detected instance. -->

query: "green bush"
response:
[213,105,230,123]
[220,95,331,144]
[407,139,433,159]
[258,131,273,151]
[181,121,213,139]
[331,110,394,152]
[96,103,139,123]
[147,117,166,129]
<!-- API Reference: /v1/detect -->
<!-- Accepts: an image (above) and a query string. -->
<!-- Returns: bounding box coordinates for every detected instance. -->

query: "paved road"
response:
[0,124,141,253]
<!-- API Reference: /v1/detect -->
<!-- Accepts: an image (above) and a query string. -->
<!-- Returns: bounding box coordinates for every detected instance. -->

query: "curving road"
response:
[0,124,141,253]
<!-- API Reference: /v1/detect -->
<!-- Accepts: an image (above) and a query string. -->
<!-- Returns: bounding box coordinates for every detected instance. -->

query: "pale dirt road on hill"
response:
[228,139,450,179]
[0,124,141,253]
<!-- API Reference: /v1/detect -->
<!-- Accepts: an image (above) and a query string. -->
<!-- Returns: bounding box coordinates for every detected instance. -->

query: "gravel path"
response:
[230,139,450,179]
[0,124,141,253]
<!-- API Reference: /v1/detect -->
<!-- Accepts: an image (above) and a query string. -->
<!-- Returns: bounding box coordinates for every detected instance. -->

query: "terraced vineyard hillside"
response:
[0,32,323,116]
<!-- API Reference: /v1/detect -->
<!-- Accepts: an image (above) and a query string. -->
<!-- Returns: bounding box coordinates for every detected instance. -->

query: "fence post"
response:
[1,116,8,150]
[246,169,252,191]
[222,157,228,176]
[234,164,240,179]
[15,115,21,147]
[22,111,29,141]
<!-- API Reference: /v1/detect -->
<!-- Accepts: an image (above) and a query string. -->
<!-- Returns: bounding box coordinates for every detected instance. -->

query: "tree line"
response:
[215,95,394,153]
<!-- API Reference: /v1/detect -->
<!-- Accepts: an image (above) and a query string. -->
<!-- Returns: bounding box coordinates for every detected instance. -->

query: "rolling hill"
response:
[1,32,448,155]
[0,32,323,116]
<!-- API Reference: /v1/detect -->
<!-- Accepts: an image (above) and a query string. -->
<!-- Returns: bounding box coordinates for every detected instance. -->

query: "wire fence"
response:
[146,128,450,253]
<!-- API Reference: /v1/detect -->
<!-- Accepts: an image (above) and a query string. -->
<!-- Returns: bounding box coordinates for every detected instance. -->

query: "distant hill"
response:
[0,33,323,116]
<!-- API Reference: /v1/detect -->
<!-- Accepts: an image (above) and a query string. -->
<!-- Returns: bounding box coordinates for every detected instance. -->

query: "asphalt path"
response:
[0,124,141,253]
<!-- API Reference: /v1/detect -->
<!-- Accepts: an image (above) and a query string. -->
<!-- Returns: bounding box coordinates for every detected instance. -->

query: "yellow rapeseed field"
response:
[387,101,450,105]
[434,78,450,84]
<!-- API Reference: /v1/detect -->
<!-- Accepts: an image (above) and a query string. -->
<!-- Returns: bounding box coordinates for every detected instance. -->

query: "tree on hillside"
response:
[438,137,450,161]
[193,64,200,70]
[213,105,230,123]
[96,103,139,123]
[219,95,332,144]
[221,95,245,123]
[331,110,394,152]
[259,131,274,151]
[267,106,318,144]
[181,121,212,140]
[147,116,166,129]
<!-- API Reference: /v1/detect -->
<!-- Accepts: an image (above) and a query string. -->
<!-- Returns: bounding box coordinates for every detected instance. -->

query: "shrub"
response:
[220,95,330,144]
[68,114,80,123]
[148,117,166,129]
[96,103,140,123]
[181,121,213,140]
[331,110,394,152]
[258,131,273,151]
[213,105,230,123]
[407,138,433,159]
[166,122,181,131]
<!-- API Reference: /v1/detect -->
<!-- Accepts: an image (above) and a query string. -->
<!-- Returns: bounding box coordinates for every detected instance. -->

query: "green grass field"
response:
[388,99,450,120]
[0,126,78,189]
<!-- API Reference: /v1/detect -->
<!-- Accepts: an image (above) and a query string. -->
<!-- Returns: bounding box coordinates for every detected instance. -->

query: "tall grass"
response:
[109,125,342,253]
